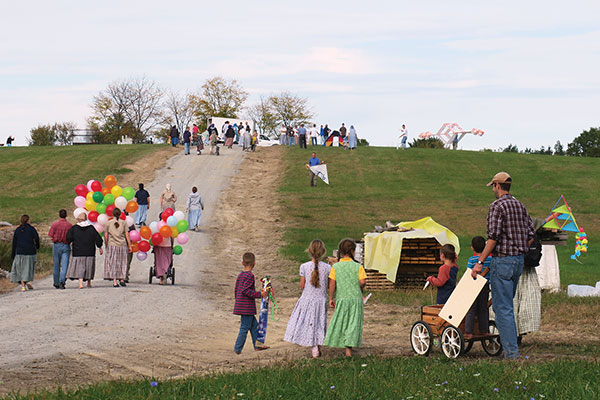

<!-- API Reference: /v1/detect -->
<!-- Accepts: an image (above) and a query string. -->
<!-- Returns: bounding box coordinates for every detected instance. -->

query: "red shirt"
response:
[48,219,73,244]
[233,270,262,315]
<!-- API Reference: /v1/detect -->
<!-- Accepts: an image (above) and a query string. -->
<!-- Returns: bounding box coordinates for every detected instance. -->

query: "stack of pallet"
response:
[538,228,568,246]
[396,238,441,288]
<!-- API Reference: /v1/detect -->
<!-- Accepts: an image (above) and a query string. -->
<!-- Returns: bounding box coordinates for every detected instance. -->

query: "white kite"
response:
[309,164,329,185]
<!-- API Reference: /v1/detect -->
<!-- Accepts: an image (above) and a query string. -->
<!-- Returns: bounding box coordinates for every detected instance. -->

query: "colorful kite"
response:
[543,195,589,261]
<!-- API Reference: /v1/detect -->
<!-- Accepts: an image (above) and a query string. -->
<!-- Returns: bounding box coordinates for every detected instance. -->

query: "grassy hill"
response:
[279,146,599,286]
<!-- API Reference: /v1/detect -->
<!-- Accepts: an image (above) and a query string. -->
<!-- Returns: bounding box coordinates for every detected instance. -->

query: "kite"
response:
[543,195,588,262]
[305,163,330,185]
[256,276,280,346]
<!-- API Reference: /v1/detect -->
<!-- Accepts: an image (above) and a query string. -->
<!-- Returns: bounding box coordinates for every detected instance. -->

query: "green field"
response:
[279,146,600,287]
[5,356,598,399]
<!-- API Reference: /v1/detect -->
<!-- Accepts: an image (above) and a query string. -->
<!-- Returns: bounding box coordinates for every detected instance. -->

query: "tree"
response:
[268,92,313,128]
[567,127,600,157]
[54,122,77,145]
[89,77,164,143]
[164,91,195,137]
[502,144,519,153]
[190,77,248,122]
[554,140,565,156]
[247,96,278,137]
[28,124,56,146]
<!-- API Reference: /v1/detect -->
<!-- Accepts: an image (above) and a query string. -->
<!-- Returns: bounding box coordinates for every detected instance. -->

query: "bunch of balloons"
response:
[73,175,139,234]
[571,228,589,260]
[129,207,190,261]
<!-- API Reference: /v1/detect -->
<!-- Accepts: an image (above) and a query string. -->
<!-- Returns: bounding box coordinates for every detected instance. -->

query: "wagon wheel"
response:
[482,320,503,357]
[171,267,175,285]
[410,321,434,356]
[440,326,464,359]
[463,341,474,355]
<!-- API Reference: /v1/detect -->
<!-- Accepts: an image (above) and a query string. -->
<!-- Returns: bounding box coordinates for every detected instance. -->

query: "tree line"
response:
[28,77,314,145]
[501,127,600,157]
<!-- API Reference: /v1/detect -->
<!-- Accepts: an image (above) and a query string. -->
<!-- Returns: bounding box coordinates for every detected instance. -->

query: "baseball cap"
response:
[486,171,512,186]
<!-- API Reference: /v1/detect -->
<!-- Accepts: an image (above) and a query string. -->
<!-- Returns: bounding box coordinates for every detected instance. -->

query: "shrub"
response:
[409,138,444,149]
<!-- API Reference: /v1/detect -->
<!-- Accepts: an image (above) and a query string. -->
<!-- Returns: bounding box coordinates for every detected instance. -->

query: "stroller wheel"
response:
[148,267,154,284]
[171,268,175,285]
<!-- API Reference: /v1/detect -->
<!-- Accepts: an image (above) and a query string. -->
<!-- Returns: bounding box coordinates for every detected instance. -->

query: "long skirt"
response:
[284,296,328,347]
[162,201,176,211]
[135,204,148,225]
[104,245,128,280]
[225,137,234,147]
[323,297,363,348]
[67,256,95,281]
[10,254,36,283]
[154,246,172,277]
[188,209,202,229]
[348,134,357,149]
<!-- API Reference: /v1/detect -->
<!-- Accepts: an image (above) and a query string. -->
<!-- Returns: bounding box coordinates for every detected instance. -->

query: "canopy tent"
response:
[363,217,460,283]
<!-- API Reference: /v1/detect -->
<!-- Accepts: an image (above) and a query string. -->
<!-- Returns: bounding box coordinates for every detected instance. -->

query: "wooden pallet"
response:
[365,270,395,290]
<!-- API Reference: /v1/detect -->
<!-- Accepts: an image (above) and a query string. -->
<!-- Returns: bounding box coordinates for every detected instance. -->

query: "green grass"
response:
[279,147,600,287]
[4,356,598,399]
[0,144,168,225]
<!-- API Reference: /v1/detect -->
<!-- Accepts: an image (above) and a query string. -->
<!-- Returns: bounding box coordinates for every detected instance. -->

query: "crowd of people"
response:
[168,121,259,156]
[9,183,204,290]
[278,123,359,150]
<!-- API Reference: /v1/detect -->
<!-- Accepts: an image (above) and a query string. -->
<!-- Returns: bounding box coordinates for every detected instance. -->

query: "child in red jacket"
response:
[426,244,458,304]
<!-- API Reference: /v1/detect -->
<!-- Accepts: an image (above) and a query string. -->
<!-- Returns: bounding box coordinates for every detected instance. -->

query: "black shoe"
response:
[119,281,127,287]
[113,284,120,288]
[53,284,60,289]
[59,282,66,289]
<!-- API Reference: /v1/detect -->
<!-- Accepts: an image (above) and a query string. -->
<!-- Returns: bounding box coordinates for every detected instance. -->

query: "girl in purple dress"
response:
[284,240,331,358]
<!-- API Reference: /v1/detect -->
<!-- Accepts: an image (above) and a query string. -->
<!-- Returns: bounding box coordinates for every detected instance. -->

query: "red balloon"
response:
[75,184,88,197]
[152,232,163,246]
[162,208,174,221]
[90,180,102,192]
[138,240,151,252]
[105,204,116,216]
[88,211,99,222]
[119,213,126,220]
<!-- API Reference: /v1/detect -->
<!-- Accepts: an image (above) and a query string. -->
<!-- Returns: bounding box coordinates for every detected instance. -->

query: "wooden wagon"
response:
[410,270,503,358]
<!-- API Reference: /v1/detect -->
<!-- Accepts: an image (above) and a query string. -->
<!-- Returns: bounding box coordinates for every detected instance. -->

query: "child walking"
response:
[426,244,459,304]
[464,236,492,339]
[233,252,269,354]
[323,239,367,357]
[284,240,331,358]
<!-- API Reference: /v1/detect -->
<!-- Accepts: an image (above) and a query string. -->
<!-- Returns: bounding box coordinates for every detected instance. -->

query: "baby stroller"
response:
[148,242,176,285]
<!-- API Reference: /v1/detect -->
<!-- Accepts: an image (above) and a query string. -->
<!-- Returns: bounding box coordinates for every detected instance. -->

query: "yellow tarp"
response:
[363,217,460,283]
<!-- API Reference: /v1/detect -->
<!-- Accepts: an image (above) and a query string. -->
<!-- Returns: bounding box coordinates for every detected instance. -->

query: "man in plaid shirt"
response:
[48,209,72,289]
[471,172,535,359]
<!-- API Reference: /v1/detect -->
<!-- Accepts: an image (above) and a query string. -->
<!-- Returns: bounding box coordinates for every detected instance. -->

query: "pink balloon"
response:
[129,230,141,242]
[74,196,86,208]
[136,251,147,261]
[93,223,104,233]
[86,179,95,192]
[176,232,189,245]
[157,220,167,230]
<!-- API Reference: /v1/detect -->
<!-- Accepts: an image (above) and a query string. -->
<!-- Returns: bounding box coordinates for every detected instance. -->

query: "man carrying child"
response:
[233,252,269,354]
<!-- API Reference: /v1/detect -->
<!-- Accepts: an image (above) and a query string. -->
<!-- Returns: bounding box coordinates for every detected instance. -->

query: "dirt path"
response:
[1,146,598,395]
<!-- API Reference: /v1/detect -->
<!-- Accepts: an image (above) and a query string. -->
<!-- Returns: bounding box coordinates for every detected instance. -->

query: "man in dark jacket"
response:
[169,125,179,147]
[183,127,192,155]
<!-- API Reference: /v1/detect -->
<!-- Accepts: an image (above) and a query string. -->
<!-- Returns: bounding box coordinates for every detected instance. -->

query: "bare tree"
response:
[164,91,195,137]
[124,77,164,139]
[247,96,278,138]
[54,122,77,145]
[190,77,248,122]
[269,91,313,128]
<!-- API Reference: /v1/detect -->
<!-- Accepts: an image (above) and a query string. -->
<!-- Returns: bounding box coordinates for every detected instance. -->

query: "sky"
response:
[1,0,599,149]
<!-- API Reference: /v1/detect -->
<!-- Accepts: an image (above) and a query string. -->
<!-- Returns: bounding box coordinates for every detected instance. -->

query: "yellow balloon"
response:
[86,192,94,201]
[171,226,179,238]
[111,185,122,198]
[85,199,97,211]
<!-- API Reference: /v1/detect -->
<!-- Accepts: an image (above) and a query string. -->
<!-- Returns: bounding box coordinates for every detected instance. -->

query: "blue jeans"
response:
[288,136,295,146]
[53,243,70,286]
[311,137,318,146]
[184,142,190,154]
[234,315,258,353]
[490,255,523,359]
[135,204,148,225]
[171,137,178,146]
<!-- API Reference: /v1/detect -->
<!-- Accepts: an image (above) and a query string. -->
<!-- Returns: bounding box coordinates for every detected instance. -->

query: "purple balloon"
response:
[136,251,147,261]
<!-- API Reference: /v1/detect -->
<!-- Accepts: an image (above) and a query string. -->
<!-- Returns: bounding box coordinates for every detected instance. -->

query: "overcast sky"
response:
[1,0,599,149]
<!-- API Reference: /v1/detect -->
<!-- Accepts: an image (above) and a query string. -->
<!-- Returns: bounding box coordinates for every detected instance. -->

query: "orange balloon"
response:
[104,175,117,189]
[101,187,111,196]
[170,226,179,238]
[139,226,152,240]
[125,200,139,213]
[159,225,172,238]
[131,242,139,252]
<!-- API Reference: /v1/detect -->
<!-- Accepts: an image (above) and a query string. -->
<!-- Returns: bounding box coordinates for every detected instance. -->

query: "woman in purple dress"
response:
[284,240,331,358]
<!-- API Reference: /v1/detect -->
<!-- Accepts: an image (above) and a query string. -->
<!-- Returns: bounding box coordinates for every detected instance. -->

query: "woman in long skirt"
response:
[104,208,132,287]
[323,238,367,357]
[160,184,177,211]
[284,240,331,358]
[186,186,204,232]
[66,213,103,289]
[10,215,40,291]
[348,125,358,150]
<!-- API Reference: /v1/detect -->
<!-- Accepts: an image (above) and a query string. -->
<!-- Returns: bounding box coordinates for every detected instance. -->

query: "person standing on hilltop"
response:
[397,124,408,149]
[48,209,72,289]
[309,124,319,146]
[339,123,347,147]
[297,124,307,149]
[6,135,15,146]
[471,172,535,359]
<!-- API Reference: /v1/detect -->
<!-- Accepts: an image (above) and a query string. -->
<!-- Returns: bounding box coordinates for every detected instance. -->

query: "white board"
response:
[438,273,487,328]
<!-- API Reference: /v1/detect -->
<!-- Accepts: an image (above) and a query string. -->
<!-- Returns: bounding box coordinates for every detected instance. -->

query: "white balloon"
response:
[73,207,86,218]
[173,210,185,221]
[126,215,134,227]
[115,196,128,210]
[93,222,104,233]
[149,221,159,234]
[97,214,109,226]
